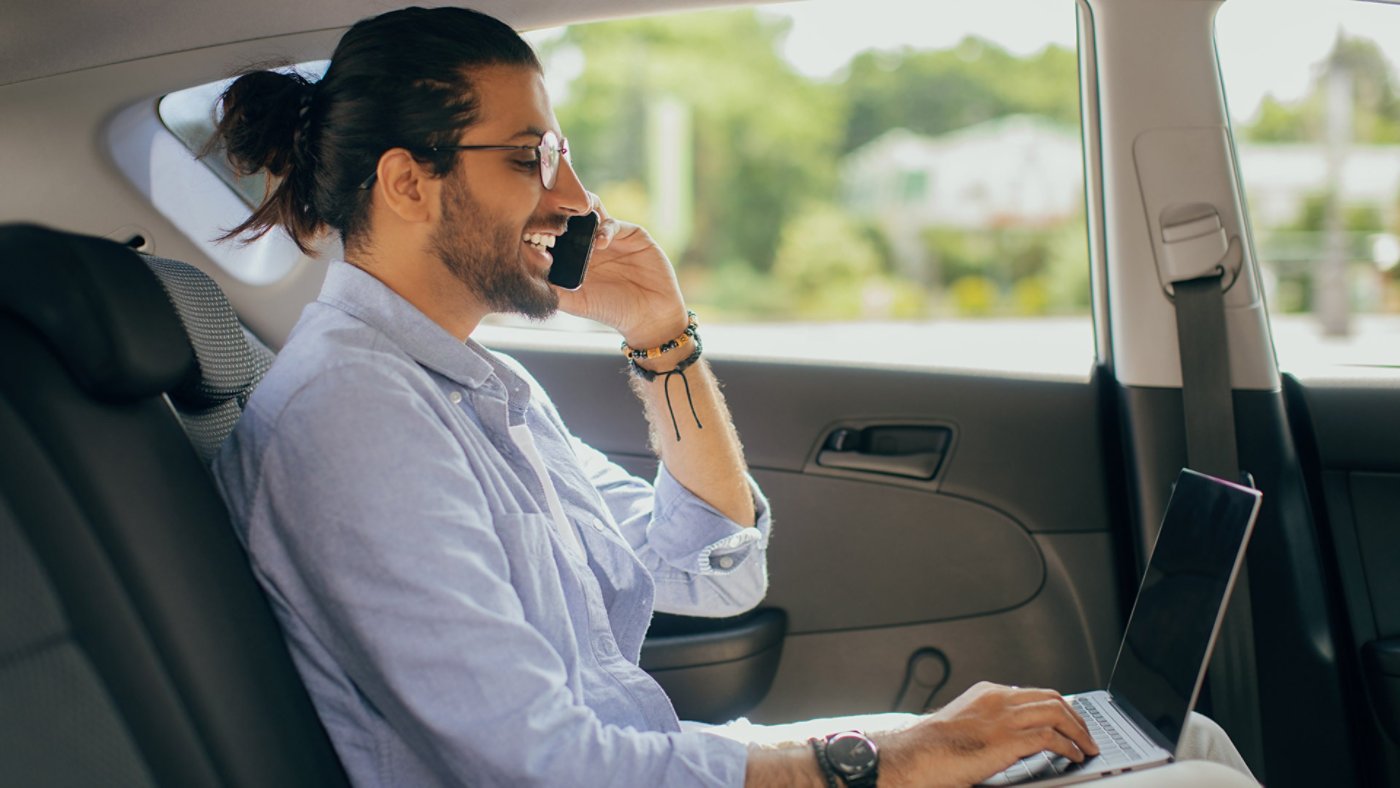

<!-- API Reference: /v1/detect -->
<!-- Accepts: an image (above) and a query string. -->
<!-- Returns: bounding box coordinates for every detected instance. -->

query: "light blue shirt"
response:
[214,261,772,787]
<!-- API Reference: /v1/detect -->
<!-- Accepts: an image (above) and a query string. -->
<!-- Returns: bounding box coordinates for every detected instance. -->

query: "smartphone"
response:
[547,211,598,290]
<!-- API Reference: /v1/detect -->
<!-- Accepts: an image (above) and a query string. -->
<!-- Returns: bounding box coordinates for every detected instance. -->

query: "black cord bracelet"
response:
[626,335,704,441]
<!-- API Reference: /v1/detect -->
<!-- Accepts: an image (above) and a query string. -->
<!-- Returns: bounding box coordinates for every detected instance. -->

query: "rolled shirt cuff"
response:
[649,464,771,575]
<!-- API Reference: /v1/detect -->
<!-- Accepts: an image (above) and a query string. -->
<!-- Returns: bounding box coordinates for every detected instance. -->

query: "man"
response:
[212,7,1252,787]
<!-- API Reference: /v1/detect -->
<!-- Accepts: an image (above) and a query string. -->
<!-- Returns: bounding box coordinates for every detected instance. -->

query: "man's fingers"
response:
[1009,699,1099,757]
[1056,696,1098,754]
[1003,686,1062,703]
[1033,727,1091,764]
[584,192,619,250]
[598,217,620,249]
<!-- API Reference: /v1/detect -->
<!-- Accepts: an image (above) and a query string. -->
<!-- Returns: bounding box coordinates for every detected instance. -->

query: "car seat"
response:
[0,223,348,786]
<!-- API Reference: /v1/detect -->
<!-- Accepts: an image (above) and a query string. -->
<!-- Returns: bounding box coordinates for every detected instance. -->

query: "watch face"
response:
[826,731,879,777]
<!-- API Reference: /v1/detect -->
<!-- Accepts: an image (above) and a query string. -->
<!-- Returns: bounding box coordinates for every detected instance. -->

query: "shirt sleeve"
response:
[241,362,750,788]
[569,436,773,618]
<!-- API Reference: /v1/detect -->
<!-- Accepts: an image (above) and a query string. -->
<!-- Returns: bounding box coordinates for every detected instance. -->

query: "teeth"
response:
[522,233,556,249]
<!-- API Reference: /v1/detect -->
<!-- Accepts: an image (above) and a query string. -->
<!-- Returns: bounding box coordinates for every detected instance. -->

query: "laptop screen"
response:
[1107,468,1261,750]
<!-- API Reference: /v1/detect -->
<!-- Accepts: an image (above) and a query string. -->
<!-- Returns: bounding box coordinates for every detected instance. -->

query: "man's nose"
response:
[547,157,589,216]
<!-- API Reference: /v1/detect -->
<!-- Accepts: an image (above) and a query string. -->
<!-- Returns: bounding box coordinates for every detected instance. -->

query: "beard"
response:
[430,171,559,320]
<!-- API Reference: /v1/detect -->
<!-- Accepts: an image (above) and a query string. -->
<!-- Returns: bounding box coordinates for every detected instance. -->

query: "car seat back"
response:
[0,224,348,787]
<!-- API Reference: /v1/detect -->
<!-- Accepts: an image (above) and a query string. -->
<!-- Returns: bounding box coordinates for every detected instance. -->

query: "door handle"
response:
[816,425,951,480]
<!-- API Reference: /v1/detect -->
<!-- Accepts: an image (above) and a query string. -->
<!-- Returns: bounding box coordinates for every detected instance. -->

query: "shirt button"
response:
[448,390,463,404]
[716,556,736,570]
[596,635,616,654]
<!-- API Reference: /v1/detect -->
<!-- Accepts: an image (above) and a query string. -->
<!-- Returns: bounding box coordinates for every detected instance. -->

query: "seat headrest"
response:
[141,253,267,409]
[0,224,193,402]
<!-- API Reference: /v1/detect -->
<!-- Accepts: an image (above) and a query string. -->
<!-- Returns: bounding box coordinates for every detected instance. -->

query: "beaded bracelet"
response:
[620,311,698,361]
[626,335,704,442]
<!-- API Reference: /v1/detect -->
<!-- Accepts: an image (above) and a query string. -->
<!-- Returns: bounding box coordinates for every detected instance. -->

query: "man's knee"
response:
[1179,711,1229,751]
[1176,712,1256,782]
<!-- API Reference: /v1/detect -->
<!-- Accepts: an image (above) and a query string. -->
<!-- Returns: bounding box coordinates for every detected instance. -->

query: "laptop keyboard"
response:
[1073,696,1143,765]
[979,697,1144,785]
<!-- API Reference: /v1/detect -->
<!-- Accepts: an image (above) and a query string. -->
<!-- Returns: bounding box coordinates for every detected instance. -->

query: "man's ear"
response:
[372,148,443,225]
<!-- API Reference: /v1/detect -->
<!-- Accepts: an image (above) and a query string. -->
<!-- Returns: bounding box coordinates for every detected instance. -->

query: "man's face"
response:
[429,65,589,319]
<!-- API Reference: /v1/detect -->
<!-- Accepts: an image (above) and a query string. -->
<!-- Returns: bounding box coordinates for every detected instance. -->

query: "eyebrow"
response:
[508,126,548,141]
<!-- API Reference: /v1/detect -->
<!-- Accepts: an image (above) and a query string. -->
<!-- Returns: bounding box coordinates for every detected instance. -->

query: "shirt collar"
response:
[317,260,495,389]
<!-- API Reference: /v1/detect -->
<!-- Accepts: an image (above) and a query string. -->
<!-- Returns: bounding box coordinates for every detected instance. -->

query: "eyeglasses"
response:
[358,130,569,190]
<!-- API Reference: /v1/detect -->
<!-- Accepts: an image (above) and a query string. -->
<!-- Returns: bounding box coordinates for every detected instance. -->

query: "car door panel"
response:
[1286,375,1400,783]
[504,345,1124,724]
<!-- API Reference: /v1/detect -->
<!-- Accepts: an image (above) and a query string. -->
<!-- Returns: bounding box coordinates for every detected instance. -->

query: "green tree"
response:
[1247,95,1312,142]
[544,10,844,274]
[839,37,1079,153]
[1241,34,1400,144]
[769,203,885,318]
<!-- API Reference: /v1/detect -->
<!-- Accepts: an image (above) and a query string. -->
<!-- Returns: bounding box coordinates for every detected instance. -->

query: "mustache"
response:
[524,214,571,236]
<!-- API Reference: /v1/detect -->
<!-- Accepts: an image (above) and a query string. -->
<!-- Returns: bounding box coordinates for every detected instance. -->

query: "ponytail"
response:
[207,69,324,254]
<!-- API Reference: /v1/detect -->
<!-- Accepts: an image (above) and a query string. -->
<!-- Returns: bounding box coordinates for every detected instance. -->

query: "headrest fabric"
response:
[142,254,263,408]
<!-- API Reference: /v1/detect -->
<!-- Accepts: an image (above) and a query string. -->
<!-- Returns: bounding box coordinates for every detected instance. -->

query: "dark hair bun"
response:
[216,69,314,179]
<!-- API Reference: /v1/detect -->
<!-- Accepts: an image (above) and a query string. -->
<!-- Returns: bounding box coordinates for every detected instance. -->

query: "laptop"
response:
[980,467,1263,786]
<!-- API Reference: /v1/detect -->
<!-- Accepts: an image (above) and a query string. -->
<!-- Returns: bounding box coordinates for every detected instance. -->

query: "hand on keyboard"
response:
[875,681,1100,787]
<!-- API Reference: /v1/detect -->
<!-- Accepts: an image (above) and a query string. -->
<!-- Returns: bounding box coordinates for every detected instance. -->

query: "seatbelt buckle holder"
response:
[1159,203,1243,296]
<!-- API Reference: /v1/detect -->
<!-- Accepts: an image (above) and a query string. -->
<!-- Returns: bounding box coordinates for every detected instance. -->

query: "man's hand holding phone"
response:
[553,194,690,351]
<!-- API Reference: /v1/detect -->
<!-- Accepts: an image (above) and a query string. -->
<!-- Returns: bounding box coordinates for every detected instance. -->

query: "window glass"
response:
[156,2,1090,374]
[525,0,1090,373]
[1217,0,1400,370]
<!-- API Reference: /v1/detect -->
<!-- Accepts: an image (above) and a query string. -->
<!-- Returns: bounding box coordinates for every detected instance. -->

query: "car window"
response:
[153,1,1091,375]
[1217,0,1400,371]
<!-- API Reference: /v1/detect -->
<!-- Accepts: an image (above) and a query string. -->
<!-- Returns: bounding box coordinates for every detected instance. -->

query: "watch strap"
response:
[807,737,841,788]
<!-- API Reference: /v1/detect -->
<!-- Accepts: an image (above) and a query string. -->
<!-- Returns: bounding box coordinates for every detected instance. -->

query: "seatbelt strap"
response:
[1171,273,1265,776]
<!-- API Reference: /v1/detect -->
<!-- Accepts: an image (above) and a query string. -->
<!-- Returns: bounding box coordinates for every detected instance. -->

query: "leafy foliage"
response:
[841,37,1080,154]
[1241,35,1400,144]
[548,12,843,273]
[544,8,1088,320]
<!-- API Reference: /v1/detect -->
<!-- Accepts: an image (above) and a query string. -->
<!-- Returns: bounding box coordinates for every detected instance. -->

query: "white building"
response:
[843,116,1400,231]
[842,116,1085,229]
[1235,144,1400,227]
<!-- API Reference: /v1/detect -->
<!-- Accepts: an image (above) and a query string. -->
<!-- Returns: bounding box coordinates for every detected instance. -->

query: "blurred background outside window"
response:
[524,0,1092,374]
[1218,0,1400,371]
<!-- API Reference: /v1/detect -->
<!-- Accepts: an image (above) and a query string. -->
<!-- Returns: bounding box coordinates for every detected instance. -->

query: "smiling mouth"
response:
[523,232,556,253]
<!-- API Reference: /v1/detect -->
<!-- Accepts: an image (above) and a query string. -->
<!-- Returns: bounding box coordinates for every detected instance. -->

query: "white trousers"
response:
[687,711,1257,786]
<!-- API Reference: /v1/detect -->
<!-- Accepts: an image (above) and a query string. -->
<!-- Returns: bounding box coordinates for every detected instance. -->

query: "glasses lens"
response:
[539,130,561,190]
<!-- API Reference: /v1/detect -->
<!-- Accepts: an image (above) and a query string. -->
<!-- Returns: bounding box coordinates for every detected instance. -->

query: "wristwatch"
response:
[812,730,880,788]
